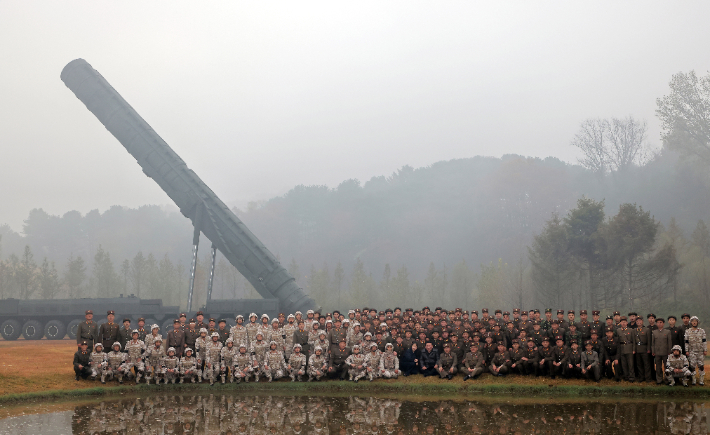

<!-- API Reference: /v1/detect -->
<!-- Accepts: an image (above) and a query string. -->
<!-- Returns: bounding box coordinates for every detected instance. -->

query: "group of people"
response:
[73,306,707,387]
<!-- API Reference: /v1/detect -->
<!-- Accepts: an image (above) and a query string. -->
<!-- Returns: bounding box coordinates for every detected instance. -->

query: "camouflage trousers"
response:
[180,368,200,383]
[233,366,254,382]
[348,367,366,381]
[288,366,306,381]
[265,367,284,381]
[688,351,705,370]
[145,364,164,383]
[164,368,179,383]
[203,363,220,383]
[381,369,400,379]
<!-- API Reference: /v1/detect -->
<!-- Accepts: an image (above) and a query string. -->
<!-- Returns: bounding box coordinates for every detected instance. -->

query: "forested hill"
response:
[1,148,706,287]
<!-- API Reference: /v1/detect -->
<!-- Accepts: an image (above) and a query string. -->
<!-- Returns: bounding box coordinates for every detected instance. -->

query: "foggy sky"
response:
[1,2,709,233]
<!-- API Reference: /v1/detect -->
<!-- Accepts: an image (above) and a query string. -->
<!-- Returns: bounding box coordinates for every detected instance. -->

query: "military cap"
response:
[580,310,587,315]
[219,319,226,324]
[532,320,540,325]
[613,311,620,316]
[584,340,592,346]
[520,311,528,316]
[471,310,478,315]
[533,309,540,314]
[469,342,479,347]
[552,320,559,324]
[656,317,665,323]
[592,310,600,315]
[503,311,510,316]
[620,316,628,321]
[79,340,88,346]
[541,336,549,342]
[568,322,577,328]
[138,317,145,322]
[455,307,462,312]
[554,335,564,341]
[647,313,656,318]
[497,341,505,346]
[590,329,599,336]
[682,313,691,319]
[85,310,93,315]
[189,318,196,323]
[208,318,216,322]
[196,311,204,316]
[494,309,502,314]
[606,315,613,320]
[507,321,514,325]
[511,339,520,344]
[123,318,131,323]
[173,319,180,324]
[568,310,575,314]
[668,315,677,320]
[443,343,451,348]
[435,307,442,311]
[557,309,564,314]
[107,310,115,315]
[545,308,552,313]
[513,308,521,313]
[482,308,489,313]
[179,313,187,318]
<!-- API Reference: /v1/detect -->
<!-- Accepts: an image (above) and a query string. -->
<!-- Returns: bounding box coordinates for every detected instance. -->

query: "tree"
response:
[424,262,438,301]
[529,213,573,307]
[478,259,508,308]
[565,197,606,308]
[691,220,710,303]
[390,266,410,301]
[93,245,118,297]
[451,260,474,307]
[120,259,130,294]
[288,258,301,284]
[38,258,61,299]
[571,118,609,176]
[130,251,147,297]
[64,254,86,298]
[656,70,710,166]
[15,245,38,299]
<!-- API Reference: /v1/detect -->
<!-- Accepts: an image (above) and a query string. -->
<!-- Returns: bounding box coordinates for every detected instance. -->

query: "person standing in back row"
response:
[99,310,120,353]
[77,310,98,349]
[651,318,672,385]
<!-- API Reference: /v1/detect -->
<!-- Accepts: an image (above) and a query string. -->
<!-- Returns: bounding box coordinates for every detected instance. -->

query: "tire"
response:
[67,319,82,340]
[0,319,22,340]
[44,320,67,340]
[22,320,44,340]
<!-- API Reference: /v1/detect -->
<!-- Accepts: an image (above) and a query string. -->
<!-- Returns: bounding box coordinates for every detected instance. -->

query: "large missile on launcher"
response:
[60,58,315,315]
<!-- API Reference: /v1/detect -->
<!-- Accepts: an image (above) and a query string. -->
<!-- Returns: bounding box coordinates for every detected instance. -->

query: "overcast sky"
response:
[1,2,709,233]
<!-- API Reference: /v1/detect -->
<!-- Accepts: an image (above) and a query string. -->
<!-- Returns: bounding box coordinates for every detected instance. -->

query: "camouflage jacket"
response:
[179,356,198,373]
[106,350,125,369]
[684,327,707,353]
[145,346,165,367]
[220,346,238,369]
[380,351,399,370]
[288,352,307,371]
[124,340,146,361]
[205,341,223,365]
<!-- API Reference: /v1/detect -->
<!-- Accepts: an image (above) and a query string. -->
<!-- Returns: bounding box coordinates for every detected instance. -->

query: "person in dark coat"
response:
[73,340,92,380]
[400,343,420,376]
[419,342,439,377]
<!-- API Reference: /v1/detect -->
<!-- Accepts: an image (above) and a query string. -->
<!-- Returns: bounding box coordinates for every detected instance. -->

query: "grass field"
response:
[1,339,708,403]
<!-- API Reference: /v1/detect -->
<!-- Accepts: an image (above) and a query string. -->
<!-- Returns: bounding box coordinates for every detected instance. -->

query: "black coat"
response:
[419,348,439,370]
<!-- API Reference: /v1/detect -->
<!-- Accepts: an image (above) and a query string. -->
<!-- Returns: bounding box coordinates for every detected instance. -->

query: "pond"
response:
[1,392,708,434]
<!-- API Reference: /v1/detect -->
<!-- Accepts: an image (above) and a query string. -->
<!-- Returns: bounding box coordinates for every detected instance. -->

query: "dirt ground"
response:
[1,339,708,397]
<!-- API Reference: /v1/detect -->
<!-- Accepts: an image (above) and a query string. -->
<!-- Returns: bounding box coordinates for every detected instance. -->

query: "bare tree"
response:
[571,118,609,176]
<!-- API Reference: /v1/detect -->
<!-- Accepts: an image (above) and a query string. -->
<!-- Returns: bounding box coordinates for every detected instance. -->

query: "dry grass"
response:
[1,339,708,400]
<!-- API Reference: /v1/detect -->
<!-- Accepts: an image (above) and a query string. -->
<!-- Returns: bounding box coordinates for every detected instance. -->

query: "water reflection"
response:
[2,394,710,434]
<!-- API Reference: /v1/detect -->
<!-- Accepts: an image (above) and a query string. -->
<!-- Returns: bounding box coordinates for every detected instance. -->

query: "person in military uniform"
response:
[633,316,653,382]
[184,319,199,353]
[162,347,180,384]
[144,336,165,384]
[652,317,672,384]
[267,318,285,353]
[380,343,401,378]
[564,341,582,378]
[118,318,133,350]
[328,319,348,355]
[73,340,92,380]
[263,340,287,382]
[144,324,161,350]
[308,346,328,381]
[204,332,224,385]
[245,313,260,345]
[489,342,510,377]
[508,339,525,375]
[576,310,591,341]
[167,319,186,358]
[521,338,540,376]
[233,343,256,383]
[616,317,636,382]
[328,340,350,380]
[88,343,107,382]
[462,343,485,380]
[345,344,367,382]
[220,338,238,383]
[667,315,685,351]
[77,310,98,349]
[684,316,707,385]
[105,342,127,384]
[581,340,601,382]
[229,315,248,347]
[541,308,553,331]
[251,332,269,381]
[287,343,307,381]
[179,348,200,383]
[293,320,311,358]
[99,310,120,352]
[217,320,230,345]
[283,314,297,359]
[435,343,457,379]
[135,318,147,341]
[551,336,567,379]
[666,345,691,386]
[564,323,582,348]
[124,330,146,383]
[601,329,621,381]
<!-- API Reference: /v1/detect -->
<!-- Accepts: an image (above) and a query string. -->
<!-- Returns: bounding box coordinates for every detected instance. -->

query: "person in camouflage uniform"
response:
[264,341,287,382]
[88,343,107,382]
[308,321,321,349]
[123,330,146,383]
[267,318,285,353]
[380,343,401,379]
[347,323,363,348]
[345,344,367,382]
[179,348,199,383]
[245,313,260,346]
[282,314,297,359]
[204,332,223,385]
[314,331,330,357]
[233,343,256,383]
[667,345,691,387]
[462,343,485,380]
[257,314,271,344]
[144,324,162,350]
[220,338,238,383]
[364,342,382,381]
[308,346,328,381]
[162,347,180,384]
[229,315,248,348]
[144,336,165,384]
[106,342,127,384]
[684,316,707,385]
[251,332,269,381]
[287,343,307,381]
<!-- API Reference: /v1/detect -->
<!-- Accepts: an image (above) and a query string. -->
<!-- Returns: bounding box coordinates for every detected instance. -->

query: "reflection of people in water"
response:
[68,393,709,434]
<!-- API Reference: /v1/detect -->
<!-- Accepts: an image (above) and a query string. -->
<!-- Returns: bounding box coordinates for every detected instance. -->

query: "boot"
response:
[221,374,226,384]
[290,374,296,382]
[145,377,150,385]
[230,375,234,383]
[136,372,142,383]
[191,377,196,383]
[349,374,353,381]
[700,371,705,386]
[255,375,260,382]
[668,376,675,386]
[198,375,202,383]
[683,378,689,387]
[101,375,106,384]
[118,375,123,384]
[298,375,303,382]
[180,378,184,384]
[308,376,313,382]
[171,378,176,384]
[693,372,697,385]
[463,375,470,381]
